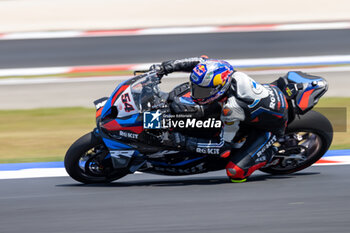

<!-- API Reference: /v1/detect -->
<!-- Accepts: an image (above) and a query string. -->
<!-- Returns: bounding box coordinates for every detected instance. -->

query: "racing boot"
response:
[226,131,277,182]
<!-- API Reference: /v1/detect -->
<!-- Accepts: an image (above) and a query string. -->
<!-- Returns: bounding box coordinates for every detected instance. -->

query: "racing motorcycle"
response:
[64,69,333,184]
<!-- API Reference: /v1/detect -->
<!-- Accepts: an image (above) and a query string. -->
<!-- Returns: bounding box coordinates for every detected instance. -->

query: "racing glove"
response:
[150,56,208,78]
[149,64,166,78]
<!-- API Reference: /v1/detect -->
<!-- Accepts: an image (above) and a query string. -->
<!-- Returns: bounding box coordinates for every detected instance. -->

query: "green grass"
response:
[0,107,95,163]
[315,97,350,150]
[0,98,348,164]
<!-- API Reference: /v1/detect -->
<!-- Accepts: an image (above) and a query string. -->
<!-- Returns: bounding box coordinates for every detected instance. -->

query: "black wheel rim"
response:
[268,131,323,171]
[78,144,109,180]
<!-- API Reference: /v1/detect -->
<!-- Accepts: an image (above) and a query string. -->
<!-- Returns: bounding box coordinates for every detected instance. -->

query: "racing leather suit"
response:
[159,57,288,181]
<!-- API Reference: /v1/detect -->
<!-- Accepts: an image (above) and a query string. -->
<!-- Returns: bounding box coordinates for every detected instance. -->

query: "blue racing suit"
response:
[158,57,288,181]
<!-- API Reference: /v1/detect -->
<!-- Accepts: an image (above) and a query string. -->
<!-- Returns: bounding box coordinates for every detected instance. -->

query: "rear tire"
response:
[64,132,128,184]
[260,110,333,175]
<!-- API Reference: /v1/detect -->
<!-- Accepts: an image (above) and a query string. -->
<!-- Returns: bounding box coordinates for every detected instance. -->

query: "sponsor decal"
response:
[196,148,220,155]
[119,131,138,139]
[266,86,277,109]
[256,135,277,158]
[285,87,293,96]
[153,162,205,174]
[213,69,231,86]
[110,150,135,168]
[191,64,207,83]
[110,150,135,158]
[194,65,207,76]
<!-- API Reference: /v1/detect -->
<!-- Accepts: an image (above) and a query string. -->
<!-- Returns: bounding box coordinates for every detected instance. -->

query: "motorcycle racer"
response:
[151,57,288,182]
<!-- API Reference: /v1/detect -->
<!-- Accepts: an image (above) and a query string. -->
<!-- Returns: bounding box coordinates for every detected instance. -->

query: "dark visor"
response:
[191,82,220,100]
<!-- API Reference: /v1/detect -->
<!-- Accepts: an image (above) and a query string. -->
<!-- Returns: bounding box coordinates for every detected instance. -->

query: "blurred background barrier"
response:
[0,0,350,33]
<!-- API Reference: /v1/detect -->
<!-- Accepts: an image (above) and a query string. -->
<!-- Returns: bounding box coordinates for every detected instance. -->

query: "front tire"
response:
[260,110,333,175]
[64,132,128,184]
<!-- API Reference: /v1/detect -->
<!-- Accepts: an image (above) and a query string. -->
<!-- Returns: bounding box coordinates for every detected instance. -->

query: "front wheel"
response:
[260,110,333,175]
[64,132,128,184]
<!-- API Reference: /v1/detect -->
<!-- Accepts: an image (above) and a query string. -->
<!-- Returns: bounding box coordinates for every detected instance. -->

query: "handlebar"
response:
[133,70,150,76]
[134,65,165,81]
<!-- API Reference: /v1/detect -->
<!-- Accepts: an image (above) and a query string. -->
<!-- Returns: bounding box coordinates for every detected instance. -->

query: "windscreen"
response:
[101,72,163,119]
[130,72,163,113]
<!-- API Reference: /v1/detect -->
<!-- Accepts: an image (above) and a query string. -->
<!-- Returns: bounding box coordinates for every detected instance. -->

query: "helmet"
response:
[190,60,234,104]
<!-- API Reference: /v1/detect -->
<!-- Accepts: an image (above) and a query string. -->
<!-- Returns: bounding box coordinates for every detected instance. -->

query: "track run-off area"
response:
[0,150,350,179]
[1,27,350,69]
[0,153,350,233]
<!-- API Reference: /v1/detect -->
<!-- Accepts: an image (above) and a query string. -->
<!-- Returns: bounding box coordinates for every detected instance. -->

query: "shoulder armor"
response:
[233,72,269,103]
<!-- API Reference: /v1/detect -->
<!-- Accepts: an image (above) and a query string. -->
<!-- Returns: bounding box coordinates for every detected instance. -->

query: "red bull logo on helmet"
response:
[191,64,207,83]
[213,68,232,86]
[191,61,234,87]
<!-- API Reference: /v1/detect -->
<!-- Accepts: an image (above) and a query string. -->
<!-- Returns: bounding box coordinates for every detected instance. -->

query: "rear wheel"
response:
[64,132,128,184]
[260,110,333,175]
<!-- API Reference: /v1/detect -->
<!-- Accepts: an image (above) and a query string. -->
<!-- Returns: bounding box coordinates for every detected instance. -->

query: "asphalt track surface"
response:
[0,165,349,233]
[1,29,350,68]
